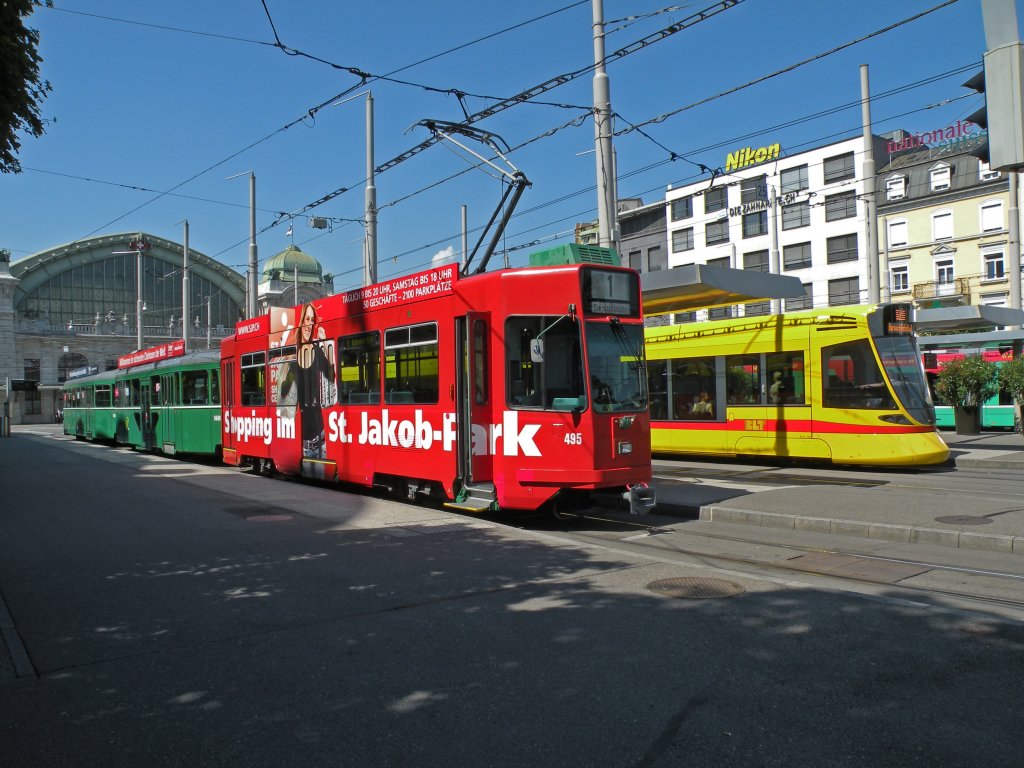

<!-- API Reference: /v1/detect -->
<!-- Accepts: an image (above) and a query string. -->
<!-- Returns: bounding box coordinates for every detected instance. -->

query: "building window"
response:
[826,233,858,264]
[979,161,1001,181]
[744,301,770,316]
[888,219,908,248]
[709,306,733,320]
[930,163,951,191]
[984,251,1005,280]
[705,219,729,246]
[671,228,694,253]
[647,245,666,272]
[743,250,769,272]
[628,250,642,271]
[57,353,89,383]
[936,259,955,285]
[891,264,909,293]
[886,175,906,200]
[780,164,808,193]
[782,200,810,230]
[980,200,1003,232]
[828,276,860,306]
[742,210,768,238]
[783,242,812,270]
[823,151,855,183]
[706,257,730,269]
[24,358,41,381]
[741,175,767,204]
[932,210,953,241]
[704,186,728,213]
[825,191,857,221]
[785,284,812,310]
[670,196,693,221]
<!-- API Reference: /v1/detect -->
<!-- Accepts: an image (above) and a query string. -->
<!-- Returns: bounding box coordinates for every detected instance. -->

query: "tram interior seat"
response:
[387,390,415,404]
[348,391,380,404]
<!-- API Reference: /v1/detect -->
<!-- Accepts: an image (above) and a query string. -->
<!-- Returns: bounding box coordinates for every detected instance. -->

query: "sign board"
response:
[118,339,186,369]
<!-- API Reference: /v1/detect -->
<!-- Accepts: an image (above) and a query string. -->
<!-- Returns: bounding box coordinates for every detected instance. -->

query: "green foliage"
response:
[998,356,1024,405]
[934,356,999,408]
[1,0,53,174]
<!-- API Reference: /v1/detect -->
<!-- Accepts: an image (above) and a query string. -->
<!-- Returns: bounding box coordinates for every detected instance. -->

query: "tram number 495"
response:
[564,432,584,445]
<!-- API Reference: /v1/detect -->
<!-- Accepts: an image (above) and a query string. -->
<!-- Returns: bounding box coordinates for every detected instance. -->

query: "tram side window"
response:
[822,340,896,409]
[670,357,718,419]
[268,346,297,409]
[95,385,111,408]
[241,352,267,406]
[384,324,438,404]
[727,355,762,404]
[506,316,585,411]
[210,370,220,405]
[150,376,162,406]
[647,360,668,420]
[183,371,213,404]
[766,352,805,405]
[129,378,141,407]
[339,332,381,404]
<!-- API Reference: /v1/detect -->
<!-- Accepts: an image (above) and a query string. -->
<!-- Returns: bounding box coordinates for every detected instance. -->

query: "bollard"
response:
[0,415,9,437]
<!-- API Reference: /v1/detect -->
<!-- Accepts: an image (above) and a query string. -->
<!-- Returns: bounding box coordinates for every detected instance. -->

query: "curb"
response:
[952,457,1024,471]
[699,504,1024,556]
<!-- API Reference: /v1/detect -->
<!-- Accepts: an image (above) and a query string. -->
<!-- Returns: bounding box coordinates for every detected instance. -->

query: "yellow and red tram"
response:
[644,303,949,466]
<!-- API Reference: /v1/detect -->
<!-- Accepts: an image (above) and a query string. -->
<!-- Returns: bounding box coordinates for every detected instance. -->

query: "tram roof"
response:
[640,264,806,316]
[914,304,1024,332]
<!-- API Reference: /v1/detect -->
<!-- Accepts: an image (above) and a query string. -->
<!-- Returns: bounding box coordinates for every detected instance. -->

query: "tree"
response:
[1,0,52,174]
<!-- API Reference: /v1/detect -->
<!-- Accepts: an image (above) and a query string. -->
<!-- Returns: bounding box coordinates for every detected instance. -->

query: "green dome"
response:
[261,245,323,283]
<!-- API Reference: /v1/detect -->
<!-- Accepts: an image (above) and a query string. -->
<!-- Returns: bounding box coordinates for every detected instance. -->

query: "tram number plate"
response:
[564,432,584,445]
[744,419,766,431]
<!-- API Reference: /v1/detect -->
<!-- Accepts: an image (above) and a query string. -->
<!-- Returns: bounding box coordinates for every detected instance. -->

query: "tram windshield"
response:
[586,320,648,412]
[873,335,936,424]
[821,337,934,423]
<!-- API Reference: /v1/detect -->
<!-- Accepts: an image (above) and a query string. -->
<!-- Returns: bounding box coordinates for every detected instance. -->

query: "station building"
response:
[0,233,333,425]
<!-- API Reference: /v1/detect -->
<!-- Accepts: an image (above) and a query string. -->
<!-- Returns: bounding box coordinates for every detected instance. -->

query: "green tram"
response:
[62,350,222,457]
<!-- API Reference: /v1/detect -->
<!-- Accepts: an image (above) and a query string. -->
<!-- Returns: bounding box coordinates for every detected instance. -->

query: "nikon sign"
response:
[725,143,781,172]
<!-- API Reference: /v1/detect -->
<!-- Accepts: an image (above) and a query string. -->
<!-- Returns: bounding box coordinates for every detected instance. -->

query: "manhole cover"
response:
[934,515,992,526]
[647,577,745,599]
[246,514,294,522]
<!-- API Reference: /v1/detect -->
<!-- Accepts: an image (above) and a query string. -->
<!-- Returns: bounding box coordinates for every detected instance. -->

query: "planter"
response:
[954,406,981,436]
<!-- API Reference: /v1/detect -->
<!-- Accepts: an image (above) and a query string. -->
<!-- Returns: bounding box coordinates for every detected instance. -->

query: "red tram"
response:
[220,261,654,514]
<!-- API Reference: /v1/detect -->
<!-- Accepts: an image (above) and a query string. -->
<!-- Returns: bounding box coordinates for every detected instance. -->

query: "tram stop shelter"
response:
[640,264,805,316]
[914,304,1024,332]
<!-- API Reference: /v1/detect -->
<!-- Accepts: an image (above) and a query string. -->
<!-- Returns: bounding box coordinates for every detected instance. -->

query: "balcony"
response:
[911,272,1007,307]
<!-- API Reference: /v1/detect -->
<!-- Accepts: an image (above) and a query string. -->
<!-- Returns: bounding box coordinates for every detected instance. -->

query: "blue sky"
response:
[1,0,992,293]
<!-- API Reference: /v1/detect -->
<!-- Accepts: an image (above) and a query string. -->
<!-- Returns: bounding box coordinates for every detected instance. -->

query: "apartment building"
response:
[664,134,890,320]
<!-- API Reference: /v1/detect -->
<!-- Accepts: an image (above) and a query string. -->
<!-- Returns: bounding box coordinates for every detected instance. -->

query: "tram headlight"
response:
[618,441,633,455]
[879,414,913,425]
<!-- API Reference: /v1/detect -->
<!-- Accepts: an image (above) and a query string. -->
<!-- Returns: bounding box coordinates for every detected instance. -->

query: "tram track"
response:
[512,508,1024,618]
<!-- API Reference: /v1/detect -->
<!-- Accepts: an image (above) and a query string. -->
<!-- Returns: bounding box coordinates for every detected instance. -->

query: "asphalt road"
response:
[1,428,1022,768]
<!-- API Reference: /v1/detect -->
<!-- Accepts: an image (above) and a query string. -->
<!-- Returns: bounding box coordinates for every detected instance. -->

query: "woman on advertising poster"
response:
[280,302,336,473]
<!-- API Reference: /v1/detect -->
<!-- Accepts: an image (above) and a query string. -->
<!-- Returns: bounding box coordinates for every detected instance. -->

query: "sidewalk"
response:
[652,429,1024,556]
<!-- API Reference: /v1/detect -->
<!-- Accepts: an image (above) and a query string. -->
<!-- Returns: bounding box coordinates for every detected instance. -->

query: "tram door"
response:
[455,314,492,487]
[139,379,156,451]
[221,358,235,456]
